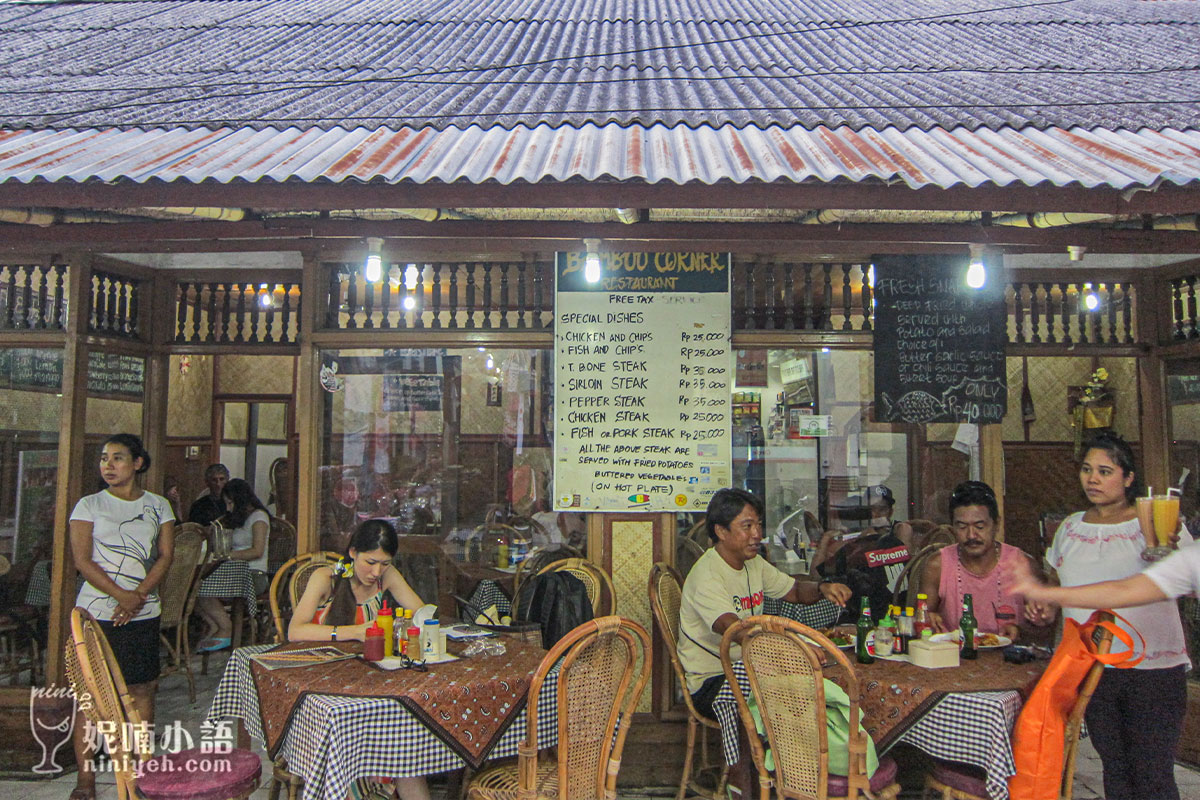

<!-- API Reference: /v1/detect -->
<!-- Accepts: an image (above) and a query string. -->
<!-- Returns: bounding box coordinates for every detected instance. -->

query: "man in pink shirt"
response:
[920,480,1046,641]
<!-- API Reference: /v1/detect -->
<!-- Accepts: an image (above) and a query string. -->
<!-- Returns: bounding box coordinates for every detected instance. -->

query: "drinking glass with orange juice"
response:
[1141,488,1181,562]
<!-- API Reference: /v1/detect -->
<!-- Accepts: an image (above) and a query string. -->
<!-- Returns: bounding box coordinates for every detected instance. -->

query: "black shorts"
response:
[690,673,726,721]
[96,617,160,686]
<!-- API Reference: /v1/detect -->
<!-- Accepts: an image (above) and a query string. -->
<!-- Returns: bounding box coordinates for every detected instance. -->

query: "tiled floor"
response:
[4,653,1199,799]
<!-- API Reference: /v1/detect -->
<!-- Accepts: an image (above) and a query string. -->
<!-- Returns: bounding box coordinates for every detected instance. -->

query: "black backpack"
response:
[516,570,595,649]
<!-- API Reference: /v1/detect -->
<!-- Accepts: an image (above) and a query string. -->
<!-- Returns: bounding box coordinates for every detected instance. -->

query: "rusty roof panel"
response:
[0,123,1197,190]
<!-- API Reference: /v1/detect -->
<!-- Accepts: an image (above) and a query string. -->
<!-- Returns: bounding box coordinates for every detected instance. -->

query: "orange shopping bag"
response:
[1008,611,1141,800]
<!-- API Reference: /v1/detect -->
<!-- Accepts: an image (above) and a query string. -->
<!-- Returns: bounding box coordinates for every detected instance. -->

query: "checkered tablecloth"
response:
[713,661,1023,800]
[468,580,513,618]
[762,597,841,629]
[199,559,258,616]
[24,560,50,607]
[209,643,560,800]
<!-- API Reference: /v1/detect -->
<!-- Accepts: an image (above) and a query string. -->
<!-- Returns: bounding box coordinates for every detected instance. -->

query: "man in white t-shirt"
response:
[680,488,851,719]
[1010,543,1200,612]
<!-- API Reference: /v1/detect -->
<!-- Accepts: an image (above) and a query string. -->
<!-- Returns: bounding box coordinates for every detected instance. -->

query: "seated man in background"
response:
[921,480,1046,641]
[187,462,229,525]
[679,487,851,720]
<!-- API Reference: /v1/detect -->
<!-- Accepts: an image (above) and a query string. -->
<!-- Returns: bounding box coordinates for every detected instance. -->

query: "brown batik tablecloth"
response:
[250,638,547,768]
[834,651,1046,749]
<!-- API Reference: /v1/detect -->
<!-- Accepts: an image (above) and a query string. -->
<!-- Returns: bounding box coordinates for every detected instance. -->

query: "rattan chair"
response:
[532,556,616,616]
[890,540,954,611]
[267,550,342,644]
[158,523,208,703]
[69,607,262,799]
[721,615,901,800]
[649,563,728,800]
[923,612,1115,800]
[467,615,651,800]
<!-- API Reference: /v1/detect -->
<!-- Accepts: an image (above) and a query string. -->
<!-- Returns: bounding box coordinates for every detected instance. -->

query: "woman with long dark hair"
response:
[290,519,426,800]
[195,478,271,653]
[69,433,175,800]
[1036,431,1194,800]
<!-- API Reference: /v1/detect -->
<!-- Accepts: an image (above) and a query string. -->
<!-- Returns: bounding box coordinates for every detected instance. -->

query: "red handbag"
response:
[1008,611,1141,800]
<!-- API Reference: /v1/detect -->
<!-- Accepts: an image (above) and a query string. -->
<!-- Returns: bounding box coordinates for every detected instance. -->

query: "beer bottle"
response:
[855,597,875,664]
[960,593,978,660]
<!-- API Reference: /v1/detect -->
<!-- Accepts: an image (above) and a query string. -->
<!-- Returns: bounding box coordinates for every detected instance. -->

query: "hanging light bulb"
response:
[1083,283,1100,311]
[485,354,495,370]
[402,295,416,311]
[404,264,419,290]
[258,283,273,308]
[364,237,383,283]
[966,244,987,289]
[584,238,602,283]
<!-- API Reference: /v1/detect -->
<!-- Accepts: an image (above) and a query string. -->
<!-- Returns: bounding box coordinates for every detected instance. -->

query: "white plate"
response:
[929,631,1012,649]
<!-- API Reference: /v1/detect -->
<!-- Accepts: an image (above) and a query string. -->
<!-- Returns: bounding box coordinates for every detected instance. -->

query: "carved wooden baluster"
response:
[326,267,342,329]
[822,264,834,330]
[32,266,46,328]
[19,266,35,329]
[466,263,477,329]
[517,258,529,329]
[95,274,109,333]
[482,263,494,329]
[806,261,816,326]
[281,282,294,342]
[431,263,443,329]
[1075,283,1088,344]
[840,263,854,330]
[413,264,425,330]
[214,282,229,342]
[2,266,15,328]
[173,283,187,342]
[128,279,140,338]
[105,274,118,333]
[781,261,795,330]
[345,272,359,330]
[762,257,777,330]
[1121,282,1134,343]
[741,260,755,329]
[447,263,460,329]
[52,265,65,331]
[1043,282,1057,343]
[264,283,277,342]
[362,273,376,330]
[200,281,214,341]
[293,286,303,343]
[245,284,259,342]
[860,264,873,331]
[499,262,510,329]
[1188,278,1199,339]
[1026,283,1038,343]
[231,282,245,342]
[534,260,548,329]
[377,271,391,329]
[1173,278,1186,339]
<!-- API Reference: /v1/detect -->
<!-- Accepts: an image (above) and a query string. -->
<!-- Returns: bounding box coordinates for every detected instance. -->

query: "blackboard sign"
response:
[873,255,1007,424]
[381,374,443,412]
[0,348,143,399]
[1168,375,1200,405]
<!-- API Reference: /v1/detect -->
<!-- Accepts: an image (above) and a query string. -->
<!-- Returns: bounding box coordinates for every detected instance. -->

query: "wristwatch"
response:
[331,626,338,641]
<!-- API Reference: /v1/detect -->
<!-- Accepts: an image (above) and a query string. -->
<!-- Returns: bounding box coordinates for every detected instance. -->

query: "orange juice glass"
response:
[1152,494,1180,548]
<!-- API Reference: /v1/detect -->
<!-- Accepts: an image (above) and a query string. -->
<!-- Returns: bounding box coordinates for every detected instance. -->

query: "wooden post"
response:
[141,271,176,499]
[45,252,93,687]
[1137,274,1172,493]
[979,424,1006,536]
[295,251,323,553]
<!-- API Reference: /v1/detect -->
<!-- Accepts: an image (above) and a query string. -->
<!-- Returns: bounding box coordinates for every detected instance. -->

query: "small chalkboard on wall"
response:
[873,254,1007,424]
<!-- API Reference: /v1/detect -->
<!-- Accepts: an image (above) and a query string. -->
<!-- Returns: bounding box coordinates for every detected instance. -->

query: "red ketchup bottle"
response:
[364,621,385,662]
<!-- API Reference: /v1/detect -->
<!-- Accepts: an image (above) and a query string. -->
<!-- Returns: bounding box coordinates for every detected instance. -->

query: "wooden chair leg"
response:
[231,599,245,649]
[678,715,697,800]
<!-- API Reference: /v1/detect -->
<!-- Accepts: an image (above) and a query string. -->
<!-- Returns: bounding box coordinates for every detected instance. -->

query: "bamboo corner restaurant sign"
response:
[873,255,1007,424]
[554,252,733,512]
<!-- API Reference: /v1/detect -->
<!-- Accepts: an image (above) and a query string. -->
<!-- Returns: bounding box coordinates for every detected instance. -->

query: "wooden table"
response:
[713,649,1047,800]
[208,637,558,800]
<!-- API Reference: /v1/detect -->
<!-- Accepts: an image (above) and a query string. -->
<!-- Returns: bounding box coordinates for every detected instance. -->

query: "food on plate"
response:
[975,632,1002,648]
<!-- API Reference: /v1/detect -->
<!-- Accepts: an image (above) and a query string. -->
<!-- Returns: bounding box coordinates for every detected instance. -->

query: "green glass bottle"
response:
[855,597,875,664]
[960,593,978,660]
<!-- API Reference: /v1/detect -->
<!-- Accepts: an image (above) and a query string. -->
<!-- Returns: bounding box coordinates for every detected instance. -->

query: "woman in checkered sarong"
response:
[291,519,428,800]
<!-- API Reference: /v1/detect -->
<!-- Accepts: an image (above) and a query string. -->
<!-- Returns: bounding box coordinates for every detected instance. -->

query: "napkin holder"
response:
[908,639,960,669]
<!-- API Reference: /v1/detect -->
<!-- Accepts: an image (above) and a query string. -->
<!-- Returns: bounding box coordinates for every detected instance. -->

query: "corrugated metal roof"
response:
[0,123,1196,189]
[0,0,1198,132]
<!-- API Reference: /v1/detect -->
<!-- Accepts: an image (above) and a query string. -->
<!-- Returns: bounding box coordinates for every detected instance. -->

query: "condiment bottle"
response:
[423,619,441,658]
[377,601,395,658]
[914,593,931,638]
[960,593,978,660]
[897,606,915,654]
[364,622,385,662]
[874,605,895,657]
[496,533,510,569]
[406,624,421,658]
[854,597,875,665]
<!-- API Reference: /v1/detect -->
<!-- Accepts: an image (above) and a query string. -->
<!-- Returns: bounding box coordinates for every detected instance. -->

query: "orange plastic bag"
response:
[1008,611,1141,800]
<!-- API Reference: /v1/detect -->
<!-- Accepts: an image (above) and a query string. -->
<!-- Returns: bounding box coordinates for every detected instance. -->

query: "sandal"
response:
[196,637,231,653]
[69,787,96,800]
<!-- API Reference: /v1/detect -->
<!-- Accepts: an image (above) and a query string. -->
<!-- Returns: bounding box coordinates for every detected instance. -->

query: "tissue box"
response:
[908,639,960,669]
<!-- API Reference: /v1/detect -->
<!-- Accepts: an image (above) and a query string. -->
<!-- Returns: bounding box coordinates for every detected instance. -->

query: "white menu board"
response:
[554,252,733,512]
